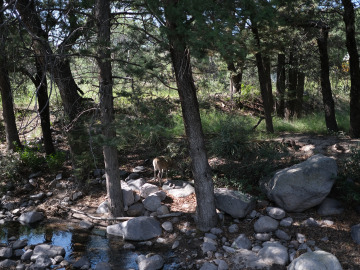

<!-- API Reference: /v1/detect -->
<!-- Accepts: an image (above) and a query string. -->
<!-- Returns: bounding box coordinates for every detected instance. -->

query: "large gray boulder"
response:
[288,250,342,270]
[107,216,162,241]
[262,154,337,212]
[214,188,256,218]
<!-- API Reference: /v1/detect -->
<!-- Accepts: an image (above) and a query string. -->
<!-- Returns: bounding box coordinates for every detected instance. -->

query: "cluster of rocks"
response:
[0,242,67,270]
[1,154,360,269]
[195,206,343,270]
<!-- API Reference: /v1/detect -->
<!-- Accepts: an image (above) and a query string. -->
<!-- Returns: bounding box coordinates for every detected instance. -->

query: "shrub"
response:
[18,145,45,171]
[45,151,66,172]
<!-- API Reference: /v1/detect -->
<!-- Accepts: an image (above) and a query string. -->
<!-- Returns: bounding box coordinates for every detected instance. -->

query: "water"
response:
[0,221,180,269]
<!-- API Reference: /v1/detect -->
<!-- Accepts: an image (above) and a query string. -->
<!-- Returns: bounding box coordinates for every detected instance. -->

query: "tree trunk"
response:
[295,71,305,118]
[317,28,338,132]
[0,0,21,151]
[165,2,217,231]
[15,0,82,121]
[276,54,286,117]
[35,57,55,155]
[342,0,360,138]
[251,24,274,133]
[287,48,298,118]
[95,0,124,217]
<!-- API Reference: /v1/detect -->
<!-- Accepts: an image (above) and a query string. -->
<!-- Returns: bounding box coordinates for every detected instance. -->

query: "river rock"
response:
[0,259,17,268]
[254,216,279,232]
[107,216,162,240]
[96,201,110,214]
[122,186,135,207]
[31,244,65,260]
[351,224,360,244]
[262,154,337,212]
[231,234,252,250]
[140,183,159,198]
[163,180,195,198]
[288,250,342,270]
[143,194,162,212]
[259,241,288,265]
[33,254,52,268]
[11,239,27,249]
[266,207,286,219]
[214,188,255,218]
[0,247,12,258]
[19,211,44,224]
[127,202,145,217]
[137,254,164,270]
[127,178,146,191]
[162,221,173,232]
[317,198,344,216]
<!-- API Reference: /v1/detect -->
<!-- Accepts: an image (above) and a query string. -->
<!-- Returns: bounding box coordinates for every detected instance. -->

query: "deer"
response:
[153,156,174,186]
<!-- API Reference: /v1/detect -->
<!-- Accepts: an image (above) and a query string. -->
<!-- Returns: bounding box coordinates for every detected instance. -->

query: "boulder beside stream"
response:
[107,216,162,241]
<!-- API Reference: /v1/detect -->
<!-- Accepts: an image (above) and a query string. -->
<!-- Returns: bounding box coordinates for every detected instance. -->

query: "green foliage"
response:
[45,151,66,172]
[203,111,254,159]
[113,96,184,152]
[17,145,45,171]
[332,145,360,204]
[0,152,21,182]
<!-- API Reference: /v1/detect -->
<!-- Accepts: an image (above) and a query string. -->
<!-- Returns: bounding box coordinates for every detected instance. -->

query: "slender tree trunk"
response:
[35,57,55,155]
[165,2,217,231]
[342,0,360,138]
[95,0,124,217]
[288,48,298,118]
[317,28,338,132]
[276,54,286,117]
[0,0,21,151]
[295,72,305,118]
[251,24,274,133]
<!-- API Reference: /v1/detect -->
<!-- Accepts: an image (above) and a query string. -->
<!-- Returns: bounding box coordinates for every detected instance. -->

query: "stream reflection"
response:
[0,221,179,269]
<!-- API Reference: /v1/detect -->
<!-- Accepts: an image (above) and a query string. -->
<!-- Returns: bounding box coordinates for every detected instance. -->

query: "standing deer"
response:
[153,156,174,186]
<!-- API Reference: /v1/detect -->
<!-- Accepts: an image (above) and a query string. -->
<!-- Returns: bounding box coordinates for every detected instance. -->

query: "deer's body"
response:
[153,156,173,186]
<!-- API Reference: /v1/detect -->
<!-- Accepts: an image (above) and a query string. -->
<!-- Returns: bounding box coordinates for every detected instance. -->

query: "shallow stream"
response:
[0,221,180,269]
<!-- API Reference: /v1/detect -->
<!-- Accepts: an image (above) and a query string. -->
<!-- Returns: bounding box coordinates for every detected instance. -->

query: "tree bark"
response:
[95,0,124,217]
[251,24,274,133]
[34,57,55,155]
[295,71,305,118]
[0,0,21,151]
[287,48,298,118]
[342,0,360,138]
[165,1,217,231]
[276,54,286,117]
[317,28,338,132]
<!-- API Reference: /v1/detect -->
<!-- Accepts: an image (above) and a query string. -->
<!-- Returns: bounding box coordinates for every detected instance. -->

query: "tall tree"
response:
[15,0,83,121]
[317,26,338,132]
[162,0,218,231]
[0,0,22,151]
[276,53,286,117]
[342,0,360,138]
[251,23,274,133]
[95,0,124,217]
[34,57,55,155]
